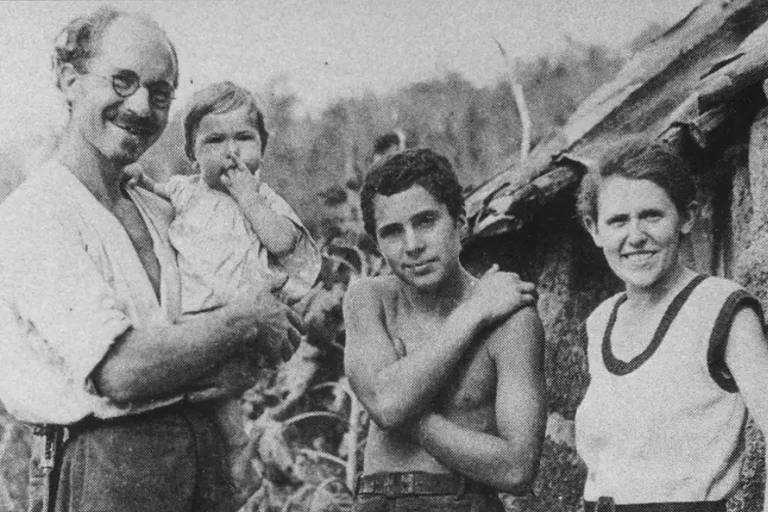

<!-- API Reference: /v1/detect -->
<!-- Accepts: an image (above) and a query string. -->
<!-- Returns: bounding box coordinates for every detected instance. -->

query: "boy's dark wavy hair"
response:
[361,148,464,238]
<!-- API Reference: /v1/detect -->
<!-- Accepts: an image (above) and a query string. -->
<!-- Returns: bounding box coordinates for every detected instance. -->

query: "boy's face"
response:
[373,184,463,292]
[192,106,263,190]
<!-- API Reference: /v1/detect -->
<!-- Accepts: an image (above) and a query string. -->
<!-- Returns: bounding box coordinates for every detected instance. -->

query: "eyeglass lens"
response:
[111,71,174,108]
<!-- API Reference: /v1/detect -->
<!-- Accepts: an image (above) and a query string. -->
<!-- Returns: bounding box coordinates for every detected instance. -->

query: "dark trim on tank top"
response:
[602,274,707,376]
[707,290,764,392]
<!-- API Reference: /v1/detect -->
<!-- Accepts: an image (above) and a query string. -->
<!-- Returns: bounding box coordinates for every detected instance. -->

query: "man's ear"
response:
[57,63,80,106]
[583,216,603,247]
[680,201,697,235]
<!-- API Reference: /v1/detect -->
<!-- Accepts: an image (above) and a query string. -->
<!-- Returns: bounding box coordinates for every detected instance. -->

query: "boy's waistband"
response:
[356,471,495,497]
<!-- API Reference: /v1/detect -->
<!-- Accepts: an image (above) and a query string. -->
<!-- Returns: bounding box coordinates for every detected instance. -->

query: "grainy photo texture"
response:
[0,1,767,511]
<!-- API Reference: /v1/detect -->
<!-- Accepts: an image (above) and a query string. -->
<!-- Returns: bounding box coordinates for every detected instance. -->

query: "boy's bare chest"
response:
[388,313,496,412]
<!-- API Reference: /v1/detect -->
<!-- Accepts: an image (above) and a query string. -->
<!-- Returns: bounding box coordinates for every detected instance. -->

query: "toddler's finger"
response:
[221,169,237,185]
[232,154,251,174]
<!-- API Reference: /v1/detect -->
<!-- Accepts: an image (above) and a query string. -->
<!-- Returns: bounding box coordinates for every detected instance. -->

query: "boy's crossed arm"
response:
[344,279,486,430]
[344,267,536,430]
[413,308,546,495]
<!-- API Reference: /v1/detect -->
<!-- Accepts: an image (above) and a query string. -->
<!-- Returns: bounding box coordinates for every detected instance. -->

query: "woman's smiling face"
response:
[586,176,694,293]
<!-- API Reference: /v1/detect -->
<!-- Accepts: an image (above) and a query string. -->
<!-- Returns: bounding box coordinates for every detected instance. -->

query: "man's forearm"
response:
[93,308,250,404]
[416,413,539,495]
[364,307,482,429]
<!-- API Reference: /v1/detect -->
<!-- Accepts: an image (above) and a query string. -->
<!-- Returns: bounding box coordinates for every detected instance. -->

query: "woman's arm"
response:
[725,306,768,512]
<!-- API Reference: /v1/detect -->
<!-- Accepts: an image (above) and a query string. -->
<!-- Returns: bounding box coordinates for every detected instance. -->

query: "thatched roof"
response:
[465,0,768,241]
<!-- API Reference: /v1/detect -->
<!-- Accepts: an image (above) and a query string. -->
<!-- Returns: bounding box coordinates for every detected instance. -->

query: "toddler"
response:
[130,81,320,503]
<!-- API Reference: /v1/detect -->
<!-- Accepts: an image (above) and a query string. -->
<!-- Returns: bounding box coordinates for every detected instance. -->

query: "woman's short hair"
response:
[576,136,696,223]
[183,81,269,161]
[361,148,464,238]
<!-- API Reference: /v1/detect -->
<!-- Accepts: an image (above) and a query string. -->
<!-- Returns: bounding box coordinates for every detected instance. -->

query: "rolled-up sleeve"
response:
[0,201,131,418]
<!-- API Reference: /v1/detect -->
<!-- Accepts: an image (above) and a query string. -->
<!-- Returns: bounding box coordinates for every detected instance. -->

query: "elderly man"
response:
[344,149,546,512]
[0,8,301,512]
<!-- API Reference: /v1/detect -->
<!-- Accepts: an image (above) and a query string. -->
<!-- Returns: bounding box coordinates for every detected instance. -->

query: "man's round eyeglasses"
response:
[91,71,175,109]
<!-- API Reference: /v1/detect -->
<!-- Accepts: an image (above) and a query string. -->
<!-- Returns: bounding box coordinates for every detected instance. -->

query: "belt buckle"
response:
[383,473,397,495]
[401,472,415,494]
[596,496,615,512]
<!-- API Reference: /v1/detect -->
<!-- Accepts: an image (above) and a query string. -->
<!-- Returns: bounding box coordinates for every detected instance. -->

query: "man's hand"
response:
[465,264,537,328]
[226,275,303,365]
[221,154,262,204]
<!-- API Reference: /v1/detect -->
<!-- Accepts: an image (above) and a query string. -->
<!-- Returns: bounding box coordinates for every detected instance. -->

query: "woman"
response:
[574,138,768,512]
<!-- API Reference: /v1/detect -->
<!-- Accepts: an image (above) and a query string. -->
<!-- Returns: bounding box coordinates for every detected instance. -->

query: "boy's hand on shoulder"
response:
[465,264,537,328]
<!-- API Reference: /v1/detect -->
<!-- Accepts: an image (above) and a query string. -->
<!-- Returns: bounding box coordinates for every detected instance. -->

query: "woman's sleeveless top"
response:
[575,275,762,503]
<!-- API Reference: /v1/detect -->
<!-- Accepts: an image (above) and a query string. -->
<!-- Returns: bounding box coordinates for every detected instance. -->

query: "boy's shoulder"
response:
[476,304,544,373]
[344,274,401,306]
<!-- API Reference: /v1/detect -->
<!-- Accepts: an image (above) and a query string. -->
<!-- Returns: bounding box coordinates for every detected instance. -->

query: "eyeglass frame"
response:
[87,70,176,110]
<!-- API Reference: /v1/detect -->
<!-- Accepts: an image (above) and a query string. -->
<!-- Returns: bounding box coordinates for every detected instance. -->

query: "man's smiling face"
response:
[68,16,177,166]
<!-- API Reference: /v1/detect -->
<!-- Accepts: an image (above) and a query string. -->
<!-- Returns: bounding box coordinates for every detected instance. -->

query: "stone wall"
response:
[731,107,768,512]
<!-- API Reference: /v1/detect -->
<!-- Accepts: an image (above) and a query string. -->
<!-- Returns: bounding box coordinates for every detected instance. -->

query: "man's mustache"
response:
[107,108,161,135]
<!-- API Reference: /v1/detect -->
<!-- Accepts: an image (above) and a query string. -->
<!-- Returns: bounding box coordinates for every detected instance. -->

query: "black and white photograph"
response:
[1,1,768,511]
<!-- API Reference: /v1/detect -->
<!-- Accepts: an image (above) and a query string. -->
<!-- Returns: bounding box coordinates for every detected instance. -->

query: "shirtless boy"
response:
[344,148,546,511]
